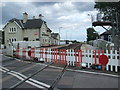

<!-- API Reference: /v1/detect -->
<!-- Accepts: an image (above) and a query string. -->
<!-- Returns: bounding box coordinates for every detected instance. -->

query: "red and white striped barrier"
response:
[74,50,82,67]
[51,49,58,64]
[59,49,66,64]
[15,48,120,72]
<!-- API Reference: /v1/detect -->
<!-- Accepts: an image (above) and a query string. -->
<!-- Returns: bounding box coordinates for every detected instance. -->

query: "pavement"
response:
[0,54,119,89]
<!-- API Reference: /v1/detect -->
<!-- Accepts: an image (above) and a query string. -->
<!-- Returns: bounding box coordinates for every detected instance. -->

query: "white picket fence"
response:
[15,48,120,72]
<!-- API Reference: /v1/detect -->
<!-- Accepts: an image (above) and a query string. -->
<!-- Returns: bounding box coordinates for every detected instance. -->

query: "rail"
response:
[7,62,67,90]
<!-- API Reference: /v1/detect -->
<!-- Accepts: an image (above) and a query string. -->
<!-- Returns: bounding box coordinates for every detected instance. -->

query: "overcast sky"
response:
[1,1,106,41]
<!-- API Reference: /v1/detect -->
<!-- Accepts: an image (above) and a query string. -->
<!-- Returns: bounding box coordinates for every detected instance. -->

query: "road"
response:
[0,54,119,89]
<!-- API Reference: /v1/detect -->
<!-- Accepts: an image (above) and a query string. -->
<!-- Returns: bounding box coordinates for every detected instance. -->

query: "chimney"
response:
[39,14,43,19]
[33,16,35,19]
[23,12,28,23]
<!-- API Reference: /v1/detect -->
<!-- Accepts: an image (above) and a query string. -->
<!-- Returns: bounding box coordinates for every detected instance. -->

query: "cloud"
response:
[1,1,104,41]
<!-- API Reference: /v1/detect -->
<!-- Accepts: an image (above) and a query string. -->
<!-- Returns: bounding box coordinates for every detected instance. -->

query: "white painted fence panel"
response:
[14,48,120,72]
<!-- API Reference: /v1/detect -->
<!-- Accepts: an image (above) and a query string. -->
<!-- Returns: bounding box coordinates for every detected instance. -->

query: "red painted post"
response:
[77,50,81,67]
[40,48,43,59]
[45,48,48,62]
[74,50,77,66]
[16,48,19,57]
[22,48,26,59]
[94,50,97,64]
[101,50,105,70]
[56,49,58,64]
[52,49,54,63]
[31,48,35,59]
[102,50,104,55]
[80,50,82,63]
[63,49,66,65]
[61,49,63,64]
[39,48,41,59]
[22,48,24,58]
[64,49,67,65]
[60,49,63,64]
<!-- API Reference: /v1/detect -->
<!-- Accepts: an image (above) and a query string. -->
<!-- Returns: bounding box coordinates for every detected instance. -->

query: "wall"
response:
[4,21,23,46]
[23,28,39,41]
[40,22,50,46]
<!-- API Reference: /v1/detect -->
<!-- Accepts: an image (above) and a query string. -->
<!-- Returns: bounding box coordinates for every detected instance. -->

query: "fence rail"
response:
[14,48,120,72]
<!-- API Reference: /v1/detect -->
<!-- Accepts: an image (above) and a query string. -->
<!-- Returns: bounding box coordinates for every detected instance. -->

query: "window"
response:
[14,28,16,32]
[9,39,11,42]
[36,38,39,41]
[9,27,17,33]
[9,28,11,32]
[12,28,14,32]
[9,38,17,42]
[23,37,28,41]
[108,35,112,42]
[14,38,16,41]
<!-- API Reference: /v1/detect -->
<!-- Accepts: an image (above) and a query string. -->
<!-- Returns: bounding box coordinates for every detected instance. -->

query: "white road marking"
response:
[29,78,50,88]
[11,71,50,88]
[0,66,50,88]
[49,65,119,78]
[0,68,6,72]
[0,66,10,71]
[67,69,119,78]
[7,72,45,88]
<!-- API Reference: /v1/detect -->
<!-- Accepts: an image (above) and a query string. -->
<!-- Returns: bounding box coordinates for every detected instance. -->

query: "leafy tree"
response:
[94,1,120,50]
[87,28,99,42]
[71,40,79,43]
[94,2,120,21]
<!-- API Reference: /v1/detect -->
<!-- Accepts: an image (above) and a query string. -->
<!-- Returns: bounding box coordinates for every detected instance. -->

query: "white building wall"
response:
[23,28,39,41]
[40,22,50,46]
[4,22,23,46]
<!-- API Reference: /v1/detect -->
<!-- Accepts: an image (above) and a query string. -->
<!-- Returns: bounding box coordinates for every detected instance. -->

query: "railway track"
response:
[1,55,68,90]
[58,43,82,50]
[6,63,67,90]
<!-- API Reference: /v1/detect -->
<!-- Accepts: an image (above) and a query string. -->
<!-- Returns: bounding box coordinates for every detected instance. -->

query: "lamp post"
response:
[88,14,94,28]
[59,27,62,45]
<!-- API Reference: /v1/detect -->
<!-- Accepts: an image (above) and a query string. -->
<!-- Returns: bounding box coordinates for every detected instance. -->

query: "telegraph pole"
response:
[59,27,62,45]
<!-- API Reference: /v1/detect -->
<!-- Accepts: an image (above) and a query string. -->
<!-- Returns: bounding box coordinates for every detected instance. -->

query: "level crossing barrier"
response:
[14,48,120,72]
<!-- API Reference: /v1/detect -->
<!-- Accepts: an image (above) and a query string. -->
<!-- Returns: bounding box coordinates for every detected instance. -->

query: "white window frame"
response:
[9,27,17,33]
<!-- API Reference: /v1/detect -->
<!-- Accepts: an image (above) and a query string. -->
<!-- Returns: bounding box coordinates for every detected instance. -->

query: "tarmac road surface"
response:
[1,54,119,89]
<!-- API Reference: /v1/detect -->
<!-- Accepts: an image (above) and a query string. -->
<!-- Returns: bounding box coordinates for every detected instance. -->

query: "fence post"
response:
[56,49,58,64]
[64,49,67,65]
[106,50,109,71]
[98,50,100,65]
[45,48,48,62]
[78,50,82,66]
[16,48,19,58]
[60,49,63,64]
[22,48,26,59]
[30,48,35,60]
[94,50,96,64]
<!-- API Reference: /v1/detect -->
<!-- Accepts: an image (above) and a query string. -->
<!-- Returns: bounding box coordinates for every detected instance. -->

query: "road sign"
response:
[28,50,31,57]
[34,32,38,36]
[99,55,109,65]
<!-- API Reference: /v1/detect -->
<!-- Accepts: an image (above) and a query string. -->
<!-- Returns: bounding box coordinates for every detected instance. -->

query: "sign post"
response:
[99,55,109,70]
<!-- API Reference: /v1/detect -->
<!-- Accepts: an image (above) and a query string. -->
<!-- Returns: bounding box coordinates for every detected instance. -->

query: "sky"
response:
[0,1,106,42]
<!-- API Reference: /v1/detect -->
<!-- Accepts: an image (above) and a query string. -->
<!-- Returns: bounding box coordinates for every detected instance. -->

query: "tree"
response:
[94,2,120,21]
[87,28,99,42]
[94,1,120,50]
[71,40,79,43]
